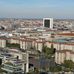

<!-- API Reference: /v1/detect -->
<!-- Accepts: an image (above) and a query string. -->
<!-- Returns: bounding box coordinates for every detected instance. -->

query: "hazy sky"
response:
[0,0,74,18]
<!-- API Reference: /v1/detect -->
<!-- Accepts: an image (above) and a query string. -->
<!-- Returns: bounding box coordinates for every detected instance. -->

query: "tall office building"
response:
[43,18,53,29]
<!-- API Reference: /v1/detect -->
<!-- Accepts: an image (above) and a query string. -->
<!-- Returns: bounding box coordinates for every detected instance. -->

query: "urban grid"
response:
[0,0,74,74]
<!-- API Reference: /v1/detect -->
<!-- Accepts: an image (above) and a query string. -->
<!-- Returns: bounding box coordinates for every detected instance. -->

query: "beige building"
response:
[45,41,74,64]
[0,37,6,48]
[8,37,20,44]
[20,39,32,50]
[54,43,74,64]
[55,49,74,64]
[20,38,45,52]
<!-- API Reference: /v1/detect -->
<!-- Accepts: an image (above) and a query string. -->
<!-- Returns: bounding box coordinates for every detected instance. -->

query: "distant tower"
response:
[43,18,53,29]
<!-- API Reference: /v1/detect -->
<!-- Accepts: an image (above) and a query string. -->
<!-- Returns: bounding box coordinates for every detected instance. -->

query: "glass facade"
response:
[44,20,50,28]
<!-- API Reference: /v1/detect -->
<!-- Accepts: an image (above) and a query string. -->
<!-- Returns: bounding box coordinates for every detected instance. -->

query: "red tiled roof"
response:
[57,33,74,36]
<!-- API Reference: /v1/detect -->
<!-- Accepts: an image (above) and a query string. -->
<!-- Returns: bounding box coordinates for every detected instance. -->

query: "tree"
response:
[6,42,20,48]
[42,44,55,58]
[49,65,62,72]
[63,60,74,71]
[27,68,39,74]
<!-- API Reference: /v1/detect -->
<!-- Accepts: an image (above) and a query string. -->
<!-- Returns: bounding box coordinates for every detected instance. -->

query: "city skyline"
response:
[0,0,74,19]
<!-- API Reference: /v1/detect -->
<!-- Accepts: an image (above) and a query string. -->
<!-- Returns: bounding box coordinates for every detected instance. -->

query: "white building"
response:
[43,18,53,29]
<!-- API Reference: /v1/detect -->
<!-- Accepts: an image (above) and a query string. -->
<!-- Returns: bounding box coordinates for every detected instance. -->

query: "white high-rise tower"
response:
[43,18,53,29]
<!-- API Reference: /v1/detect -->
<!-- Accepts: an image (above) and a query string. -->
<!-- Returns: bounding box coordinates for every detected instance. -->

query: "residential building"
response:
[2,59,23,74]
[0,36,6,48]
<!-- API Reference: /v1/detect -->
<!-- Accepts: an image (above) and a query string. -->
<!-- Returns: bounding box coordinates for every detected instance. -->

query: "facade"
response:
[43,18,53,29]
[20,38,44,52]
[55,50,74,64]
[0,37,6,48]
[20,40,32,50]
[54,43,74,64]
[8,37,20,44]
[2,59,23,74]
[45,40,74,64]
